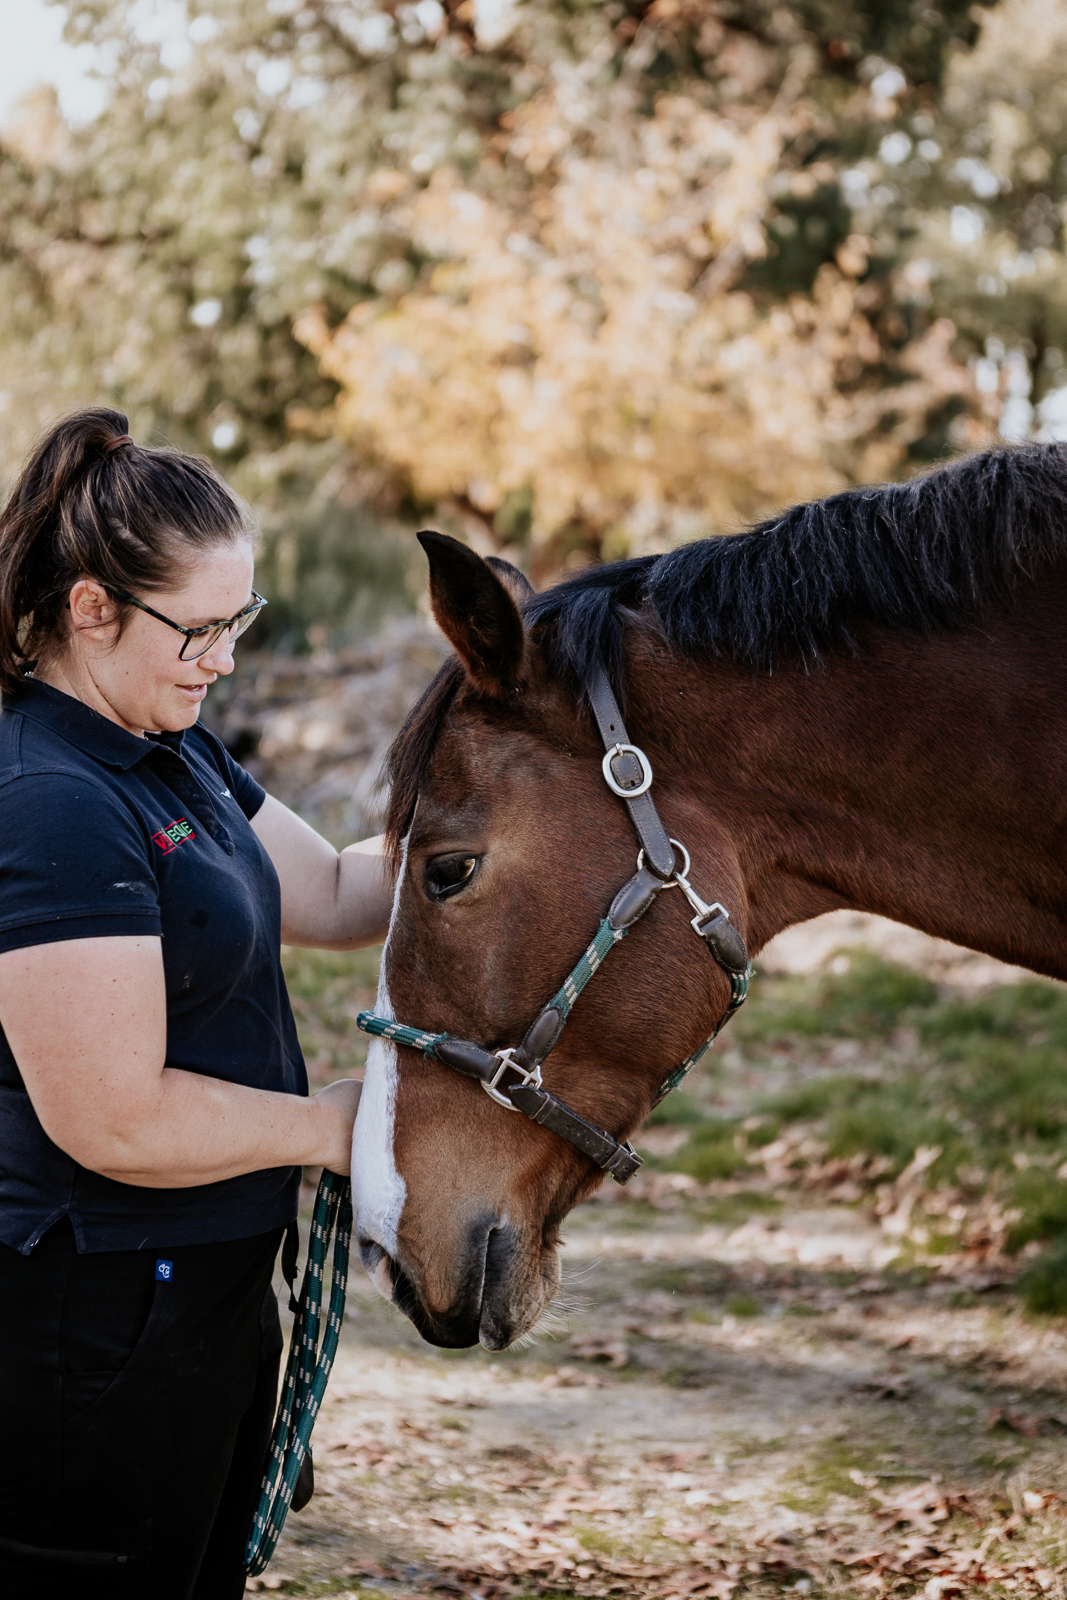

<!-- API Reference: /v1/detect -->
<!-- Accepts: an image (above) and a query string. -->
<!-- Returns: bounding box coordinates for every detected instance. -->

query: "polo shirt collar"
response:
[7,678,187,771]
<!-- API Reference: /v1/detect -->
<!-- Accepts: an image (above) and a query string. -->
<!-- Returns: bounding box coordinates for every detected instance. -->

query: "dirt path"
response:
[253,919,1067,1599]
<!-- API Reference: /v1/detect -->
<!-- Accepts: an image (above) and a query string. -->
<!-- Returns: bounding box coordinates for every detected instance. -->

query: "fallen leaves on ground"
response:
[250,1400,1067,1600]
[567,1334,632,1368]
[987,1406,1067,1437]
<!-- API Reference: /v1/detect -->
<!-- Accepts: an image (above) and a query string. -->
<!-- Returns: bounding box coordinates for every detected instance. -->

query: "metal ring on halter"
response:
[481,1048,543,1110]
[637,837,691,885]
[601,742,653,798]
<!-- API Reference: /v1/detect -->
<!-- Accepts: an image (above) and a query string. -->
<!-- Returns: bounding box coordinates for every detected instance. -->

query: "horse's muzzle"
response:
[357,1214,525,1349]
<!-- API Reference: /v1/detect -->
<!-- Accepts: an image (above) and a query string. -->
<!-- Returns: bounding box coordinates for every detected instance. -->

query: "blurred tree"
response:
[874,0,1067,442]
[0,0,1012,589]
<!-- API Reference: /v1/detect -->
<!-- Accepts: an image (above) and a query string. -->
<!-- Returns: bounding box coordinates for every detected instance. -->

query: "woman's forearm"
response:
[328,837,396,948]
[251,796,395,948]
[83,1071,360,1188]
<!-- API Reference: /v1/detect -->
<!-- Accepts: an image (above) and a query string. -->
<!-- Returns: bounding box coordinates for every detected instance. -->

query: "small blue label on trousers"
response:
[155,1259,173,1282]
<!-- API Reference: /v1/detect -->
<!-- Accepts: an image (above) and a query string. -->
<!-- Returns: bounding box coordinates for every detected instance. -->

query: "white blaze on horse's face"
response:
[351,839,408,1301]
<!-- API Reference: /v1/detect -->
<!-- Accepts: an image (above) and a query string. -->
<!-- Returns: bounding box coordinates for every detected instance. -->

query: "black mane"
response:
[386,445,1067,854]
[525,444,1067,693]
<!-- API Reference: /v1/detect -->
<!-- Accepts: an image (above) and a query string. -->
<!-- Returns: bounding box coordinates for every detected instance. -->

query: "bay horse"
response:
[351,445,1067,1351]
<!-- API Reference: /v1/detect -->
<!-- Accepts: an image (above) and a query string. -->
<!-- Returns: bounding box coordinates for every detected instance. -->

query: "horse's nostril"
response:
[478,1221,520,1350]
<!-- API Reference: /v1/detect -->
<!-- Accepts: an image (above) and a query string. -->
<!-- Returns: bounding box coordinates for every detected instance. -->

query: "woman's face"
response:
[61,538,257,736]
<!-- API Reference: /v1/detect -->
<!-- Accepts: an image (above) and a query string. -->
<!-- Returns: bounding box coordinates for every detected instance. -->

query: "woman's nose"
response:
[198,630,237,676]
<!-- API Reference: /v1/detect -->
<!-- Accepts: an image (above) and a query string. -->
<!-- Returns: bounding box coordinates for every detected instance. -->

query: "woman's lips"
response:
[177,683,208,702]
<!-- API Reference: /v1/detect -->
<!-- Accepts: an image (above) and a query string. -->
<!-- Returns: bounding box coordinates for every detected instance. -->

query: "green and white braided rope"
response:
[355,1015,445,1056]
[245,1170,352,1577]
[546,918,627,1020]
[655,964,752,1102]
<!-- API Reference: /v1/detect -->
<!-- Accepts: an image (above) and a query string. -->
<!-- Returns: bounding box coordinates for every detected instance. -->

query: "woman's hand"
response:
[309,1078,362,1175]
[251,795,396,950]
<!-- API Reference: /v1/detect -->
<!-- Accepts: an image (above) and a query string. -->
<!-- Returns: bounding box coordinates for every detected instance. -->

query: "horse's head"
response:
[352,533,746,1348]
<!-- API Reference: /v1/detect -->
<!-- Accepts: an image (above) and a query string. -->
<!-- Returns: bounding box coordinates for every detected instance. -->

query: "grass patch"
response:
[571,1519,644,1558]
[724,1294,762,1318]
[664,1121,748,1181]
[735,949,939,1044]
[652,952,1067,1288]
[782,1436,882,1513]
[694,1191,782,1226]
[1019,1236,1067,1315]
[646,1090,710,1126]
[1008,1170,1067,1251]
[280,944,381,1081]
[662,1359,711,1387]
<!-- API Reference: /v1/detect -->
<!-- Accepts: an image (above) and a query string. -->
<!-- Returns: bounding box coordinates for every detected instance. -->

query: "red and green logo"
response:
[152,817,196,854]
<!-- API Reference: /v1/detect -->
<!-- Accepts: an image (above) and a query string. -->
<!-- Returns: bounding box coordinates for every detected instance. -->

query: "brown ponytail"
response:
[0,408,256,696]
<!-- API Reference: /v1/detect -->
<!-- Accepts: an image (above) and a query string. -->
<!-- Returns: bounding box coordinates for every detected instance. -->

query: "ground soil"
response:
[249,917,1067,1600]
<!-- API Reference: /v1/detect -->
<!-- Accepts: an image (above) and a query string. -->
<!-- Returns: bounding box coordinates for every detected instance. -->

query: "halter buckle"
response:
[481,1048,543,1110]
[602,742,654,798]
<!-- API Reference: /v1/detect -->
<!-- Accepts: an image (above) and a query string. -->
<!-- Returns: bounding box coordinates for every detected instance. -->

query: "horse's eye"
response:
[424,854,479,901]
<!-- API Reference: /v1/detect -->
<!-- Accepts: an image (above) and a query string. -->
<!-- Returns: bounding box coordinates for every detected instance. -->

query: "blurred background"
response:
[5,0,1067,642]
[9,0,1067,834]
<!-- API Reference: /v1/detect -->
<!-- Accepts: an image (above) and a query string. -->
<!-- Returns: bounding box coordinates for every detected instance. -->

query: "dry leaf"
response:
[568,1333,631,1368]
[857,1370,914,1399]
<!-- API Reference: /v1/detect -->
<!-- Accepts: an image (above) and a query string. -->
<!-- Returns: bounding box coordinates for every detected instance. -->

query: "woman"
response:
[0,409,393,1599]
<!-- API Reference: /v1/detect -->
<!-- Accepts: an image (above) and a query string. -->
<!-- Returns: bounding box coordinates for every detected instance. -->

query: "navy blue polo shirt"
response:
[0,678,306,1254]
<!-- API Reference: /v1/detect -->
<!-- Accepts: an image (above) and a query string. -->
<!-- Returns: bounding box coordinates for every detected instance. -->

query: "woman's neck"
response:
[31,653,149,738]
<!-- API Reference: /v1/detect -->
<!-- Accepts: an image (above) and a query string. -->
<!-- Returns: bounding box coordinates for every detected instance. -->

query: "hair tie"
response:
[103,434,134,455]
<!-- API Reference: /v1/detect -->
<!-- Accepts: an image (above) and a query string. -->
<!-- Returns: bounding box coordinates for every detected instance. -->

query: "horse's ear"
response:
[486,555,534,605]
[418,530,526,695]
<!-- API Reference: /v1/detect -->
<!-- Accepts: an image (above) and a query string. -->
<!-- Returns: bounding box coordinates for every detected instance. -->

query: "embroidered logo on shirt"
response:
[152,817,196,854]
[155,1259,174,1282]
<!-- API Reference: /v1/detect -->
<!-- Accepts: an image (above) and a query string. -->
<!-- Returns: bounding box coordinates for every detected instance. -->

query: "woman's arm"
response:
[0,935,359,1187]
[251,793,395,950]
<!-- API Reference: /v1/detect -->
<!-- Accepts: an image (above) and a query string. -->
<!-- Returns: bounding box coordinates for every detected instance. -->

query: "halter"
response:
[356,663,752,1185]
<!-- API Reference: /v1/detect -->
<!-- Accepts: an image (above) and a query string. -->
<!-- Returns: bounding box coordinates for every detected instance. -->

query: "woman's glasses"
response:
[108,588,268,661]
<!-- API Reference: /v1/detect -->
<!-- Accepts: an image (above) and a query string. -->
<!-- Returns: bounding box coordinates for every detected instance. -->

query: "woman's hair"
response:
[0,407,257,695]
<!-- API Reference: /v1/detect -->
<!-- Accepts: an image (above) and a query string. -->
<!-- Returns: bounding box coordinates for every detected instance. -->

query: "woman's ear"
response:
[418,530,526,696]
[66,578,119,635]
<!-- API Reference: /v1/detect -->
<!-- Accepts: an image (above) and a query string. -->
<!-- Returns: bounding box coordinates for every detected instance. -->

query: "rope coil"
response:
[245,1169,352,1577]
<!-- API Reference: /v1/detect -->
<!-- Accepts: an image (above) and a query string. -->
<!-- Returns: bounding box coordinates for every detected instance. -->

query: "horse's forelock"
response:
[384,655,464,870]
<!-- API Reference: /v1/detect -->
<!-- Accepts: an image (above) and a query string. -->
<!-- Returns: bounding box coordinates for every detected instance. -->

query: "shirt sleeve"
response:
[0,773,161,955]
[191,728,266,822]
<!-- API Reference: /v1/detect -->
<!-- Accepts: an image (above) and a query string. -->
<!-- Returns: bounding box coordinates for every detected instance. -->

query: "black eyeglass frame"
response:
[108,587,268,660]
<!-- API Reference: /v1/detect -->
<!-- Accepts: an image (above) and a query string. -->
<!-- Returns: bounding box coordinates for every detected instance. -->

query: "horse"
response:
[351,444,1067,1353]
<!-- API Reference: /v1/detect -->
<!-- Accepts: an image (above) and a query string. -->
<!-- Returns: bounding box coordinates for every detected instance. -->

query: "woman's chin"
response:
[150,694,205,733]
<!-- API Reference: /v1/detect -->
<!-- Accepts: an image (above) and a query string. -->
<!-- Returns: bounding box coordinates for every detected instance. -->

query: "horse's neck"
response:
[645,580,1067,981]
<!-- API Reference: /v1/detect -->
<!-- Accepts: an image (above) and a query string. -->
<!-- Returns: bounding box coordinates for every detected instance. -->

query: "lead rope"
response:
[245,1169,352,1577]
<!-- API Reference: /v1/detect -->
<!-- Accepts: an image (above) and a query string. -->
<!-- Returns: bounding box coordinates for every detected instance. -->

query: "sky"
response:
[0,0,521,127]
[0,2,108,126]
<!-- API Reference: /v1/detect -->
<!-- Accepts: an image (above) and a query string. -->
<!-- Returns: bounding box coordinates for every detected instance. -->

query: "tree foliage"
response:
[3,0,1064,599]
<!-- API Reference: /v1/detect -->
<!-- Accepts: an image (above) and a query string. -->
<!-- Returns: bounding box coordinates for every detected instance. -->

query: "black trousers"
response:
[0,1219,283,1600]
